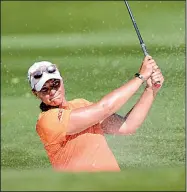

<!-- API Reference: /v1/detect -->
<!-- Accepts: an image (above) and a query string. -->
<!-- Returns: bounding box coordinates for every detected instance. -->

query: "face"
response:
[34,79,65,106]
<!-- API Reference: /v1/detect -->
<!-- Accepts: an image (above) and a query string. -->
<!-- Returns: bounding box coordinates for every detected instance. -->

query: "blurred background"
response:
[1,1,185,191]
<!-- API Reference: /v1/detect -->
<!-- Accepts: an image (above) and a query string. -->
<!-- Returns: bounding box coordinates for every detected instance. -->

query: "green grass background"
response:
[1,1,185,191]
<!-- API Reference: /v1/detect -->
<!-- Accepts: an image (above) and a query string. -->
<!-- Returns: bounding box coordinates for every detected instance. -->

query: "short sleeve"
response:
[36,108,71,144]
[68,98,93,108]
[79,98,93,106]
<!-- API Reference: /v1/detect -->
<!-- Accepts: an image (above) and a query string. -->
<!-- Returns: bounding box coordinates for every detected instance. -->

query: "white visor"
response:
[28,61,62,91]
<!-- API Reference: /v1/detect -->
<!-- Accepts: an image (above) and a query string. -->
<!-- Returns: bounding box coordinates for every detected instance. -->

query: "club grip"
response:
[141,43,149,57]
[141,44,161,88]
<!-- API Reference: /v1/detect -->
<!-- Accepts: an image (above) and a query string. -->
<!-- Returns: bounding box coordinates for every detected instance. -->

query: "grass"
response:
[1,167,185,191]
[1,1,185,191]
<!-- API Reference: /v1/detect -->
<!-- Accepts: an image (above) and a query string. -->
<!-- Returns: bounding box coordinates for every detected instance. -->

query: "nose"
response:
[50,89,56,96]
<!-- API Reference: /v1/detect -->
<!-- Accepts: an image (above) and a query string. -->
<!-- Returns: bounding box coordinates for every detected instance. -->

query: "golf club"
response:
[124,0,161,88]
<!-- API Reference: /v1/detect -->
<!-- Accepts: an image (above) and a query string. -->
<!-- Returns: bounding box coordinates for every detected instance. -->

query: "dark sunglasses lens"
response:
[53,79,60,88]
[48,66,56,73]
[34,71,42,79]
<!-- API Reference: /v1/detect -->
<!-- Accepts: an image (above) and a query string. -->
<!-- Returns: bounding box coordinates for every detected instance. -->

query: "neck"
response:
[59,98,68,108]
[40,98,68,112]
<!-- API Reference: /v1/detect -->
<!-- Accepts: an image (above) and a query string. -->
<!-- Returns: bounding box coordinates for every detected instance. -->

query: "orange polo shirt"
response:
[36,98,120,172]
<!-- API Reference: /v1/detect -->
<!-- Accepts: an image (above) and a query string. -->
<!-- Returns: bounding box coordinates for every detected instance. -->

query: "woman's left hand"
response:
[146,68,164,93]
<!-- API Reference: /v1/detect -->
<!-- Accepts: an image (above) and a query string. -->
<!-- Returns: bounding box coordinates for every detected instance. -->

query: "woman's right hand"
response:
[139,56,158,80]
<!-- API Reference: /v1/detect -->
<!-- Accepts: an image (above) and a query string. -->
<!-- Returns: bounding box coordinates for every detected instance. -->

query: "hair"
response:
[39,102,59,112]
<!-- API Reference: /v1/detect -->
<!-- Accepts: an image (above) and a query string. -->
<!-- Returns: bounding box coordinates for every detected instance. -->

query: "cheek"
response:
[60,84,65,95]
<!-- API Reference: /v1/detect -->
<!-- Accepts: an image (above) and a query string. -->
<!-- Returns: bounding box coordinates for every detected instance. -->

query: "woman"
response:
[28,56,164,172]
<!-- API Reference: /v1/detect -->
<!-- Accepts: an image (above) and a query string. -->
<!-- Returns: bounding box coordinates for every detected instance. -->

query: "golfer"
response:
[28,56,164,172]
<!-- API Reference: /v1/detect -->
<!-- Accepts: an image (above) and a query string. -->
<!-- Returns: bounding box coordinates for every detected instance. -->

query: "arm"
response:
[101,68,164,135]
[100,113,126,135]
[100,88,155,135]
[100,110,133,135]
[67,77,143,135]
[119,68,164,134]
[118,87,156,134]
[67,56,155,135]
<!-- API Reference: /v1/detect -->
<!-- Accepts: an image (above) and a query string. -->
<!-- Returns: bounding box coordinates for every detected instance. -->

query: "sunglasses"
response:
[40,79,61,95]
[31,65,57,79]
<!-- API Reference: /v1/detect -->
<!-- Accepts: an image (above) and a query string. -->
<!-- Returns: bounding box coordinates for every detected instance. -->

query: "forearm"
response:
[67,77,143,135]
[119,87,157,134]
[98,77,143,117]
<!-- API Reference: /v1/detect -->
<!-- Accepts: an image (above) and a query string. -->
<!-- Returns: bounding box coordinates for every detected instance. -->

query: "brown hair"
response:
[39,102,59,112]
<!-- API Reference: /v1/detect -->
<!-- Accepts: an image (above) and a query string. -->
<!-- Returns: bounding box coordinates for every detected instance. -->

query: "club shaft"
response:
[124,0,161,87]
[124,0,149,56]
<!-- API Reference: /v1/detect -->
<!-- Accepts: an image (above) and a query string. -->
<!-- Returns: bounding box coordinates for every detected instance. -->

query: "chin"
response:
[50,98,62,106]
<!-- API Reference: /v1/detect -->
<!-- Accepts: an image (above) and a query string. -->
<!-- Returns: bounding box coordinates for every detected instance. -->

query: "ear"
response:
[32,89,38,97]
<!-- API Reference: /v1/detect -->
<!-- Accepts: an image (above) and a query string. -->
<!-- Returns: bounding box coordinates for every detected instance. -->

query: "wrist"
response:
[134,76,144,85]
[145,86,157,97]
[134,73,146,83]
